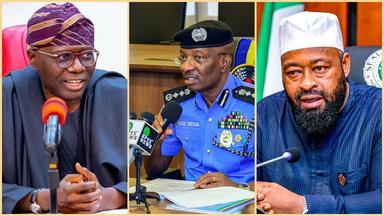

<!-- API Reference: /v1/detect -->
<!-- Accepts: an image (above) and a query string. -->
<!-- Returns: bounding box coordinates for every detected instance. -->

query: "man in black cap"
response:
[145,20,255,191]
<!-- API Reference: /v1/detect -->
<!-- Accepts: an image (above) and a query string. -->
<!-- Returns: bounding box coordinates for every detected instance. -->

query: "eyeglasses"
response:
[174,53,227,66]
[34,49,99,69]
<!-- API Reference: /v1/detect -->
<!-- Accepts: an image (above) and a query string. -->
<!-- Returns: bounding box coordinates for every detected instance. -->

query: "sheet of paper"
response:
[129,178,195,199]
[161,186,255,208]
[166,198,254,214]
[96,209,128,214]
[166,204,227,214]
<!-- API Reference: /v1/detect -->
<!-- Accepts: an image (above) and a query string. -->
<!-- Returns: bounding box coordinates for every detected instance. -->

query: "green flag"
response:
[257,2,303,101]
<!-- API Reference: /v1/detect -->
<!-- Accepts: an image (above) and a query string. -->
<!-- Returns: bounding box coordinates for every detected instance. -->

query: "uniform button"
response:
[208,118,213,122]
[206,149,211,154]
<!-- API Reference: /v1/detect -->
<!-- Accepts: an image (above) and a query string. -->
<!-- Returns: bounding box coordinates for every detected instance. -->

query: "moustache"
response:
[295,89,328,101]
[183,72,199,79]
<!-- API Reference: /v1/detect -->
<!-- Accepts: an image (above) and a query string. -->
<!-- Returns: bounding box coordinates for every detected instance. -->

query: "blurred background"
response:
[130,2,254,44]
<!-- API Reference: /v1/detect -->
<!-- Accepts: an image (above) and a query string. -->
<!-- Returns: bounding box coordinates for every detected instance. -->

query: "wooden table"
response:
[128,179,255,214]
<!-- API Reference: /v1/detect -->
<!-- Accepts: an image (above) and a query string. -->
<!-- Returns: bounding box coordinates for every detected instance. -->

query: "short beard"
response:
[287,77,347,136]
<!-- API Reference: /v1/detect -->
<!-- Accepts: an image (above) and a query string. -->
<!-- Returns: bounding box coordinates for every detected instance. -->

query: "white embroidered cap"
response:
[279,11,344,56]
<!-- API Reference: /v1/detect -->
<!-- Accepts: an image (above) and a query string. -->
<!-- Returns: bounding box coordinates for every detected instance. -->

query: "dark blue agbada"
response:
[2,66,127,213]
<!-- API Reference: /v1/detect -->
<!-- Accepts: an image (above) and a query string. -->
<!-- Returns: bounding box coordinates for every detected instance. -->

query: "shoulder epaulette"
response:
[231,64,255,85]
[163,85,196,104]
[232,86,255,104]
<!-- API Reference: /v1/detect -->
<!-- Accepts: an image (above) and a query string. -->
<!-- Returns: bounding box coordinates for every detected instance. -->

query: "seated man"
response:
[257,12,381,213]
[145,20,255,191]
[2,3,127,213]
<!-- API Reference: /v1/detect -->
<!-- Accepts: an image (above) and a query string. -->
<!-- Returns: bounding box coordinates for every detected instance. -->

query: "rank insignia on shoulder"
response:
[232,86,254,104]
[163,85,196,103]
[218,111,250,130]
[231,64,255,85]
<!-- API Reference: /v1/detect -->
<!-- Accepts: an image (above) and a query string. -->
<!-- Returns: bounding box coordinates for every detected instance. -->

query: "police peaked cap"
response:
[173,20,234,49]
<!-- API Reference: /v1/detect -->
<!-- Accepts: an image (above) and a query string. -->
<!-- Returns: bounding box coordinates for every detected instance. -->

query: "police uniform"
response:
[161,20,255,184]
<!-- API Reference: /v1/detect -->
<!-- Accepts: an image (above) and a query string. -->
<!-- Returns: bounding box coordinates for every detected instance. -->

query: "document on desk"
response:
[128,178,195,199]
[167,198,254,214]
[96,209,128,214]
[161,186,255,208]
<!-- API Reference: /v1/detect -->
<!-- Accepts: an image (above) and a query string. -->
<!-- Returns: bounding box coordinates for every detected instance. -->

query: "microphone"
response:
[42,97,67,213]
[130,111,137,120]
[160,100,183,135]
[140,111,155,124]
[256,147,300,168]
[128,101,183,165]
[42,97,68,154]
[129,112,156,165]
[129,112,159,157]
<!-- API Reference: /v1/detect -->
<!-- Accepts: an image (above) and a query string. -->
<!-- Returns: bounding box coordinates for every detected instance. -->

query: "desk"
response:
[128,179,255,214]
[129,44,184,178]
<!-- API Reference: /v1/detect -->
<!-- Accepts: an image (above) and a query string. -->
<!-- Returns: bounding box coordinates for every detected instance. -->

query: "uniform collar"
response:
[194,73,238,111]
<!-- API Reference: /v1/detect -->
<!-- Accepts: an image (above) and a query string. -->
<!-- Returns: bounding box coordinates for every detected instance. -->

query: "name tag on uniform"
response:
[176,121,200,128]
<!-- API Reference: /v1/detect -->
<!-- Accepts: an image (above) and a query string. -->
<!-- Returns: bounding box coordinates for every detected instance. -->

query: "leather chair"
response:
[2,24,30,77]
[345,46,382,88]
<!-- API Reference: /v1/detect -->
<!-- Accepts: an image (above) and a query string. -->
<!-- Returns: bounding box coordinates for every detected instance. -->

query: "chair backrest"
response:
[2,24,30,77]
[230,38,255,84]
[345,46,382,88]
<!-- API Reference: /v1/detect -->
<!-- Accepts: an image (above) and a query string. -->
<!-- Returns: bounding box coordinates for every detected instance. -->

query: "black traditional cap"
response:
[173,20,233,49]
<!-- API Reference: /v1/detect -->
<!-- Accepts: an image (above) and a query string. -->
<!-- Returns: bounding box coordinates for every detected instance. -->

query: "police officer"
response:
[145,20,254,190]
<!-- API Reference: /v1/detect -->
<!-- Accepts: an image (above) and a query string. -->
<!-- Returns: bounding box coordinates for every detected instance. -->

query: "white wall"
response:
[2,2,128,77]
[185,2,218,27]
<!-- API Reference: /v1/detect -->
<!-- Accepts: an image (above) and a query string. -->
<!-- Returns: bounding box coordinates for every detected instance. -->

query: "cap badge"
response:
[191,27,207,42]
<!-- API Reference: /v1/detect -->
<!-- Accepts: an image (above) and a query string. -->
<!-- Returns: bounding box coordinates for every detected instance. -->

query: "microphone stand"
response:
[44,115,61,214]
[129,149,160,214]
[47,151,59,213]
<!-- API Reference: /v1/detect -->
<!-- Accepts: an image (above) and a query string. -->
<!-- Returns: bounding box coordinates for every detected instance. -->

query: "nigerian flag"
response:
[257,2,303,102]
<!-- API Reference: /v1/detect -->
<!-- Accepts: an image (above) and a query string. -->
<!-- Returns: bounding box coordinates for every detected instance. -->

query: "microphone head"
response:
[285,147,300,163]
[130,111,137,120]
[140,111,155,125]
[161,100,182,124]
[42,97,68,125]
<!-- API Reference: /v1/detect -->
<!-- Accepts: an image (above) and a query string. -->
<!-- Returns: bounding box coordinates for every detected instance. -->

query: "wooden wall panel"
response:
[129,71,183,115]
[256,3,382,49]
[256,3,349,46]
[129,69,185,178]
[356,2,382,46]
